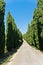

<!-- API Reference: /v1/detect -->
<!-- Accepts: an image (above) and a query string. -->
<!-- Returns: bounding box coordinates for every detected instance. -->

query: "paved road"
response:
[7,40,43,65]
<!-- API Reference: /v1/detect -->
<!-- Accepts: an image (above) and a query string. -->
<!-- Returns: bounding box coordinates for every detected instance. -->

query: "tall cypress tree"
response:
[6,12,23,51]
[37,0,43,50]
[6,12,15,51]
[0,0,5,55]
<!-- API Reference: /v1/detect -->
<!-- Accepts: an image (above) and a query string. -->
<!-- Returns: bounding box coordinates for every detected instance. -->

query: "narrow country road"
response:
[7,40,43,65]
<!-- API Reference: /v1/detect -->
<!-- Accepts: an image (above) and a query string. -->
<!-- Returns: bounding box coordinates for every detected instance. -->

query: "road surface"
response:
[7,40,43,65]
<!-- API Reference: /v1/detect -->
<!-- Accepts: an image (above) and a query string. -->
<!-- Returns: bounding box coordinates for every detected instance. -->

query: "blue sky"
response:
[5,0,37,34]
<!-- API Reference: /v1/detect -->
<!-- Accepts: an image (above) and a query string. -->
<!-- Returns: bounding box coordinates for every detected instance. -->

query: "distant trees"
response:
[6,12,23,51]
[23,0,43,50]
[0,0,5,55]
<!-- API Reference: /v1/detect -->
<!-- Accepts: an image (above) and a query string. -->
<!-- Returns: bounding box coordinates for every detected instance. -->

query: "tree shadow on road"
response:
[0,49,17,65]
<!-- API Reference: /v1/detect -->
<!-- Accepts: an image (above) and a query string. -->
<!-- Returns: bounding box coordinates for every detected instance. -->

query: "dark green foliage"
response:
[6,12,23,51]
[23,0,43,50]
[0,0,5,55]
[37,0,43,50]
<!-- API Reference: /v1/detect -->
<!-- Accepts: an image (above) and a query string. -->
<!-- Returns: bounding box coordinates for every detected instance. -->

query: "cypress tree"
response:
[6,12,14,51]
[37,0,43,50]
[6,12,23,51]
[0,0,5,55]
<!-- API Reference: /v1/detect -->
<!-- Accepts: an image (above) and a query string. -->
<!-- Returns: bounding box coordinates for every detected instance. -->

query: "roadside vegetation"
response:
[0,0,23,65]
[23,0,43,50]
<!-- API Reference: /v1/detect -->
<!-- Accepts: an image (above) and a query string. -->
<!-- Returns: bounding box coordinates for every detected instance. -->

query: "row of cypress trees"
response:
[0,0,23,56]
[23,0,43,50]
[6,12,23,51]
